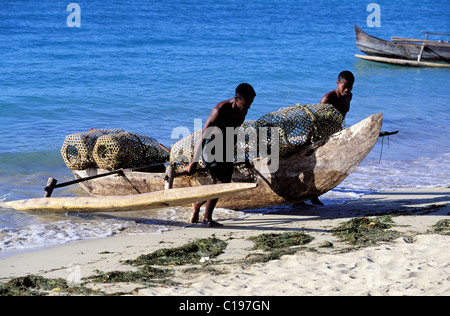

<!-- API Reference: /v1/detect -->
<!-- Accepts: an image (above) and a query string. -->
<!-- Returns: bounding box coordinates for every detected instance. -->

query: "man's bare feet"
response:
[189,202,201,224]
[201,220,223,227]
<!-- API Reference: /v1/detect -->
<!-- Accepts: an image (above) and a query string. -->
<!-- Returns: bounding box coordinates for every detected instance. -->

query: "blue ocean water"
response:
[1,0,449,253]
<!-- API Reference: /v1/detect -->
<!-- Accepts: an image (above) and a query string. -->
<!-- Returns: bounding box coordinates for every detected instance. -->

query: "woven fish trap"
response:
[61,129,125,170]
[168,104,344,171]
[93,132,168,171]
[302,103,345,142]
[138,134,169,164]
[169,130,204,173]
[234,120,286,160]
[256,103,344,155]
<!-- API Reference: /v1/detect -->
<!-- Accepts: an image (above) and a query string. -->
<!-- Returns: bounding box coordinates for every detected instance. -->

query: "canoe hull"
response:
[74,113,383,210]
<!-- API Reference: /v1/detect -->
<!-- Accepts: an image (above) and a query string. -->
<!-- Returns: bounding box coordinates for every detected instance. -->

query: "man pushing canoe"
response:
[186,83,256,227]
[310,70,355,206]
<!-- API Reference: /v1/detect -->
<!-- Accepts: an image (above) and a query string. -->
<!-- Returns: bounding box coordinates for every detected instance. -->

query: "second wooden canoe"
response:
[355,25,450,62]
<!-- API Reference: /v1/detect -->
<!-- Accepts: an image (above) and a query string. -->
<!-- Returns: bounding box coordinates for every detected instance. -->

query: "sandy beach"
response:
[1,186,449,296]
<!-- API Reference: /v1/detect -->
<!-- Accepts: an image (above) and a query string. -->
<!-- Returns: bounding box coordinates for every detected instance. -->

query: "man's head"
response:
[235,83,256,110]
[336,71,355,97]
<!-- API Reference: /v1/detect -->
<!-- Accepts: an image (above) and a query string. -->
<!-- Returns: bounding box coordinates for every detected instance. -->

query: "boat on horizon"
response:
[354,25,450,68]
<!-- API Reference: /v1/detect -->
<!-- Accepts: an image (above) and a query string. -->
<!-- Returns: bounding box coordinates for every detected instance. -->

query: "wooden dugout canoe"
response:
[71,113,383,211]
[355,25,450,66]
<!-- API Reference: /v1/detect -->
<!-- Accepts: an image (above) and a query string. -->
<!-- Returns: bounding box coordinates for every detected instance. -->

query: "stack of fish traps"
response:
[169,103,344,172]
[61,129,125,170]
[93,132,168,170]
[61,129,169,171]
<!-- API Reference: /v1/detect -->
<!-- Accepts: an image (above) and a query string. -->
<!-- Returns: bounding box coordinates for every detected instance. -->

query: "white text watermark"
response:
[171,121,281,173]
[67,3,81,28]
[367,3,381,28]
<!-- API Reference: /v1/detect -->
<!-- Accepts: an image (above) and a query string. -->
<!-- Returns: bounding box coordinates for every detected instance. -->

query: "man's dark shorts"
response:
[203,161,234,183]
[202,138,234,183]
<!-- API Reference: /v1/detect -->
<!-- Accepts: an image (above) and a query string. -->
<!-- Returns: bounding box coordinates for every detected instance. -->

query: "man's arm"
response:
[186,105,222,174]
[320,90,333,104]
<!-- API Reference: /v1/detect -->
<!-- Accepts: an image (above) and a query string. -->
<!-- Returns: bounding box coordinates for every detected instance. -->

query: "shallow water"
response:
[1,0,449,252]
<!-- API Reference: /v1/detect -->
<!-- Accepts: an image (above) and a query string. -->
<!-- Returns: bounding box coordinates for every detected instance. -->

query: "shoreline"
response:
[1,186,449,296]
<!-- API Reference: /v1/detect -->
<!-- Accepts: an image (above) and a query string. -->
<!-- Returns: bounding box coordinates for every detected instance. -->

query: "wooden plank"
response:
[0,183,257,213]
[355,54,450,68]
[391,37,430,42]
[420,31,450,36]
[164,164,175,190]
[44,178,58,198]
[390,37,450,47]
[417,33,429,62]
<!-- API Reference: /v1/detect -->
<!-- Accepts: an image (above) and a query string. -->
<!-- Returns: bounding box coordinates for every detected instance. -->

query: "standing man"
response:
[187,83,256,227]
[310,70,355,206]
[320,70,355,118]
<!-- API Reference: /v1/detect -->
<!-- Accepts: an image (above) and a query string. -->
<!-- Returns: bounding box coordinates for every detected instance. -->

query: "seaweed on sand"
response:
[248,232,314,251]
[431,219,450,235]
[0,275,96,296]
[245,231,314,264]
[333,216,400,246]
[126,237,227,266]
[90,237,228,287]
[89,266,174,287]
